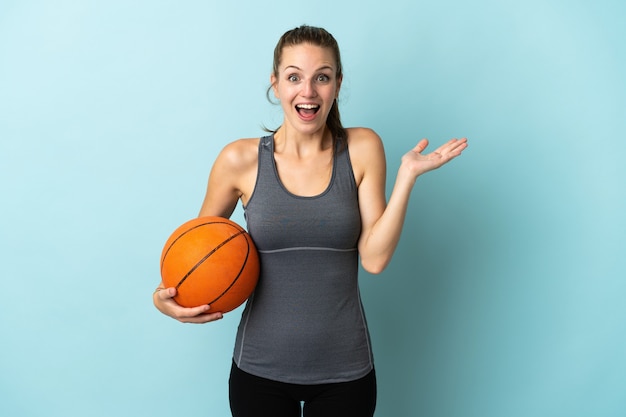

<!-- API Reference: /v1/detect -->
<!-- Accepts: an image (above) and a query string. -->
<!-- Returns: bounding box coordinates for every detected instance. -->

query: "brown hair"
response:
[266,25,347,150]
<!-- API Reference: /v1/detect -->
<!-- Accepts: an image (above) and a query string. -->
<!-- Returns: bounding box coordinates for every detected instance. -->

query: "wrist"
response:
[396,164,419,187]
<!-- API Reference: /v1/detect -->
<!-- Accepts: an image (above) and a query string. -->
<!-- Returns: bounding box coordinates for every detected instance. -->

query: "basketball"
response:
[160,216,260,313]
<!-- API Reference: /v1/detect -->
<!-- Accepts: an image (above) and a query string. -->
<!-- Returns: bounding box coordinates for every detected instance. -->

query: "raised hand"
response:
[401,137,468,178]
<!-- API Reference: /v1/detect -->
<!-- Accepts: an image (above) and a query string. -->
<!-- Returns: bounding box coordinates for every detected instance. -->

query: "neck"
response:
[274,125,333,157]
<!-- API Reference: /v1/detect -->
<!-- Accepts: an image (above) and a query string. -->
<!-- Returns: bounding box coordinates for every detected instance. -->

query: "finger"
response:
[451,137,468,147]
[180,312,224,324]
[448,138,468,155]
[411,138,429,154]
[178,303,212,318]
[156,286,177,300]
[438,137,468,155]
[178,307,224,324]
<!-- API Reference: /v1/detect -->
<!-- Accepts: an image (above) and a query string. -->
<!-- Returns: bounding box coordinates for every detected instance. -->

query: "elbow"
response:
[360,258,390,275]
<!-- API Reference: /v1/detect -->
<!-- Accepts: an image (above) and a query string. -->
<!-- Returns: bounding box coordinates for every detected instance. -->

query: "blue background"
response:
[1,1,625,416]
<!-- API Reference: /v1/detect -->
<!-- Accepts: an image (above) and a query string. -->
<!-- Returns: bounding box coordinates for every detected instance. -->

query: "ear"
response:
[270,73,279,99]
[335,74,343,99]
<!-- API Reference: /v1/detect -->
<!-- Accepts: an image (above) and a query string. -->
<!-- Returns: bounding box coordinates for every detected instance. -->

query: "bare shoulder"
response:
[346,128,385,185]
[346,127,383,150]
[202,137,260,216]
[215,137,260,173]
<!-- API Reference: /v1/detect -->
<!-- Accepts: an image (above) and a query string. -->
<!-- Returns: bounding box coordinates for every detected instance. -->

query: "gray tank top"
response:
[233,134,374,384]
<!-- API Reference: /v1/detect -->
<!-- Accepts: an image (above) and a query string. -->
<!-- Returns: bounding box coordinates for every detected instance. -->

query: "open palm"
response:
[402,137,468,177]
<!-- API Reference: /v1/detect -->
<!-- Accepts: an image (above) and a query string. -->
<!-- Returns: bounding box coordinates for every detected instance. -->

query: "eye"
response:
[288,74,300,82]
[316,74,330,82]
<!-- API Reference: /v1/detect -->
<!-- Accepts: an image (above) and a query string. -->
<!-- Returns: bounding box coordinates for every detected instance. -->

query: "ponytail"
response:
[264,25,347,152]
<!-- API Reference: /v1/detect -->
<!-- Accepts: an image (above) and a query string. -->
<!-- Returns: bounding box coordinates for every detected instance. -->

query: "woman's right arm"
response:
[153,286,224,323]
[153,139,258,323]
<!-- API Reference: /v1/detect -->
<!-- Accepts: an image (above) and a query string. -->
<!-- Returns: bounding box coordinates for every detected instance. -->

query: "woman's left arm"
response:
[353,129,468,274]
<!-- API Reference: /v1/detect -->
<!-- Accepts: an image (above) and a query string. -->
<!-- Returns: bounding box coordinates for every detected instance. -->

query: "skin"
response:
[153,43,468,323]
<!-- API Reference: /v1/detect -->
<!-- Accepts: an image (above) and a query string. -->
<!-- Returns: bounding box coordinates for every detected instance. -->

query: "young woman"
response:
[154,25,467,417]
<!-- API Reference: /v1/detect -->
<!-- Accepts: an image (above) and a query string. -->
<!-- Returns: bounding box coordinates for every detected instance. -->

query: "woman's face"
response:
[271,43,342,136]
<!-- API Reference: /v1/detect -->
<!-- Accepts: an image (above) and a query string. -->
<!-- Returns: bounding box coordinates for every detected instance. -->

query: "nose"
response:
[301,79,317,98]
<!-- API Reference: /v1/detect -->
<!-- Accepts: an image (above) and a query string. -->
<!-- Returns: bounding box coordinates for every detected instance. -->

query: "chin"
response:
[285,118,326,135]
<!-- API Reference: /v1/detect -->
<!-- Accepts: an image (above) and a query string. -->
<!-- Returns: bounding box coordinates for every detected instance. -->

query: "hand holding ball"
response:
[160,216,260,313]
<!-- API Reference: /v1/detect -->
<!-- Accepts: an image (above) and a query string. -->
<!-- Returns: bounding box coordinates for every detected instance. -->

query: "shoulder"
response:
[214,137,260,173]
[346,127,382,149]
[205,137,260,211]
[345,128,385,185]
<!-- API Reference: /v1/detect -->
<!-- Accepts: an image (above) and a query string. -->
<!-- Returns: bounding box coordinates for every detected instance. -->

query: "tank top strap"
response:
[255,134,355,197]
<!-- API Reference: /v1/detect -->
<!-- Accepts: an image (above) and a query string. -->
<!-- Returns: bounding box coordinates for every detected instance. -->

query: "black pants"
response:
[229,362,377,417]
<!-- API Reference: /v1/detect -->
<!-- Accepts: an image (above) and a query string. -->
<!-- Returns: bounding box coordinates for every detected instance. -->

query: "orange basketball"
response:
[160,216,260,313]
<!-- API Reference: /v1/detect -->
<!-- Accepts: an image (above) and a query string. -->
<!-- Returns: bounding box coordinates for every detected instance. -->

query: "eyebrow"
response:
[284,65,334,72]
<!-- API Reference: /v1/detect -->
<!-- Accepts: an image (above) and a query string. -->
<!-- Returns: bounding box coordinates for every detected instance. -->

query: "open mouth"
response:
[295,103,320,117]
